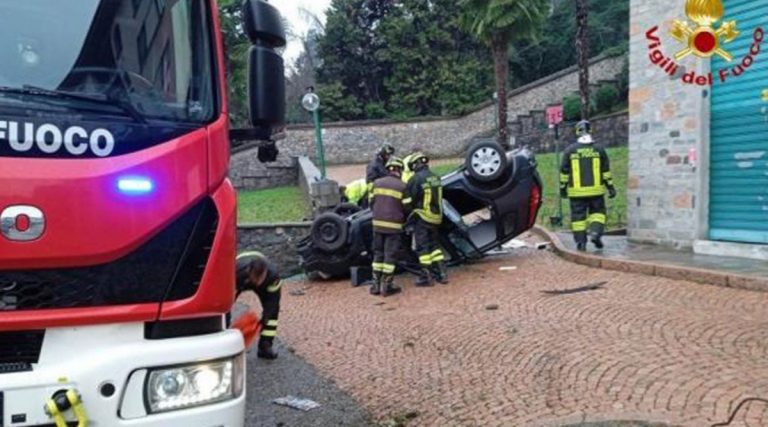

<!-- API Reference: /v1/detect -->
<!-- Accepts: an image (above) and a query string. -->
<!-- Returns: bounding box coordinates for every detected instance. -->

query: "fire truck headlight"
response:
[146,355,242,413]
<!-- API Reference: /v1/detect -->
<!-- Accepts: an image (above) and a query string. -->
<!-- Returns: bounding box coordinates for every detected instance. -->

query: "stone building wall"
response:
[627,0,709,248]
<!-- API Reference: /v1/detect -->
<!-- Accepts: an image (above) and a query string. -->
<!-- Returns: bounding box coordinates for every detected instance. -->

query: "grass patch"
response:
[237,186,309,223]
[428,146,628,230]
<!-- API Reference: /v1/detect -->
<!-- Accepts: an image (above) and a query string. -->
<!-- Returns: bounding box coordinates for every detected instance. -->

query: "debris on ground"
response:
[485,304,500,310]
[534,242,550,250]
[499,266,518,272]
[272,396,321,411]
[289,289,306,296]
[502,239,528,249]
[541,281,607,295]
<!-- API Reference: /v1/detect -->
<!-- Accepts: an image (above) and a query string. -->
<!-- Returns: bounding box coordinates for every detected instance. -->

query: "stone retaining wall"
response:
[237,223,311,276]
[229,148,297,190]
[275,55,626,164]
[512,111,628,154]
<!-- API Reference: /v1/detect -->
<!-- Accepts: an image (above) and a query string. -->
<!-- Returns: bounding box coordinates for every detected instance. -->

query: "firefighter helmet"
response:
[407,152,428,170]
[386,157,404,171]
[575,120,591,137]
[379,144,395,157]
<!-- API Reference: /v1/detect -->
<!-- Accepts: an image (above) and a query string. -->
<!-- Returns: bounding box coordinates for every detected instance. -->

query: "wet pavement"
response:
[556,233,768,278]
[234,302,372,427]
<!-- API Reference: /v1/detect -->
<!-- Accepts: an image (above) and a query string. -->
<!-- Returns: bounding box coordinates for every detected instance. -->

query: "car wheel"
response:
[333,202,361,217]
[311,212,348,252]
[465,140,507,183]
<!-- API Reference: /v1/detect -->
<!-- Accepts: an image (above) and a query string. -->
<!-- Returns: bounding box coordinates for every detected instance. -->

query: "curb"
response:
[531,225,768,293]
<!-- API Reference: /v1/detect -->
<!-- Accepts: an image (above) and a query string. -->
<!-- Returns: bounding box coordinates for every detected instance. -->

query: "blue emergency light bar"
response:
[118,177,154,194]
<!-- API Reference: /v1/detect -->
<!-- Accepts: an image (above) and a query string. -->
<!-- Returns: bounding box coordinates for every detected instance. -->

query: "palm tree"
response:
[576,0,590,120]
[460,0,549,148]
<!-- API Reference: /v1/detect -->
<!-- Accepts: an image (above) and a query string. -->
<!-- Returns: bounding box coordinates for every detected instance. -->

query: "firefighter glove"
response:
[607,185,617,199]
[559,186,568,199]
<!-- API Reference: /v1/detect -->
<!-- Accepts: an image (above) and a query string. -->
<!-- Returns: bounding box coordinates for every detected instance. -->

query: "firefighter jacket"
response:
[372,175,407,234]
[559,142,614,198]
[344,178,367,205]
[405,168,443,225]
[236,252,282,297]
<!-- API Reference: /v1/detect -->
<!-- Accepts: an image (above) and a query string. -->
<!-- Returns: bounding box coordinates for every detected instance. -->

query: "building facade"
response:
[628,0,767,259]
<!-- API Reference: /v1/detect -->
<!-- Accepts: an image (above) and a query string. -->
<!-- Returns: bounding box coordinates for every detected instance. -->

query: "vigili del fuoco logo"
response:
[645,0,764,86]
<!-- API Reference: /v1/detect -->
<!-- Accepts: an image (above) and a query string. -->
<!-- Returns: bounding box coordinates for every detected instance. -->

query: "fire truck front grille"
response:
[0,330,44,365]
[0,198,218,311]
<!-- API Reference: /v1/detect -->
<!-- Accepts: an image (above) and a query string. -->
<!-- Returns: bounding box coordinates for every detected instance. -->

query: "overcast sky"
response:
[271,0,332,65]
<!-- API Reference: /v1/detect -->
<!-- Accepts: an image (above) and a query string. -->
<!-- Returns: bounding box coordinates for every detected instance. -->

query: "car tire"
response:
[311,212,348,252]
[465,140,508,183]
[333,202,361,217]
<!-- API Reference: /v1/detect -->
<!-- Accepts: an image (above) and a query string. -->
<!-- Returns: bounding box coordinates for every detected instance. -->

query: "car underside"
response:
[298,142,543,280]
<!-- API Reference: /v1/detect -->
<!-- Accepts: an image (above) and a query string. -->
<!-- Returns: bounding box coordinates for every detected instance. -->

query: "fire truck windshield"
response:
[0,0,216,125]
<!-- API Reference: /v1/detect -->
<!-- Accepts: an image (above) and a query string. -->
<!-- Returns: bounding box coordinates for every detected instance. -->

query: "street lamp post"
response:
[302,90,326,180]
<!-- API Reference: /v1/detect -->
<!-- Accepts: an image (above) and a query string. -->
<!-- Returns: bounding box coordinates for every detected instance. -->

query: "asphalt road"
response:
[239,301,372,427]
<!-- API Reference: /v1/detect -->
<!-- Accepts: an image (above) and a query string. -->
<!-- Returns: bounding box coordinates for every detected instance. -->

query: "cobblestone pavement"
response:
[274,248,768,427]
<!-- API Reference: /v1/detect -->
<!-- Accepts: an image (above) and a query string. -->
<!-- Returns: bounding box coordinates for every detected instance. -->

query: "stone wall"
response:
[627,0,707,248]
[277,55,626,164]
[229,144,298,191]
[237,223,311,276]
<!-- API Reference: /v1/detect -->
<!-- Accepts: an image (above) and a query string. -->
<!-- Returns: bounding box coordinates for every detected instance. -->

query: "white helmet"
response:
[577,134,594,144]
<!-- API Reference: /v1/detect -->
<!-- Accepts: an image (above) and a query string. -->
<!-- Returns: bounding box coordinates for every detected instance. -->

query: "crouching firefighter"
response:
[559,120,616,251]
[370,157,407,297]
[404,153,448,286]
[236,251,282,359]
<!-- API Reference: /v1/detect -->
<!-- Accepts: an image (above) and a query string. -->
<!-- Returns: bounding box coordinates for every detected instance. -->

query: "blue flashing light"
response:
[118,177,154,194]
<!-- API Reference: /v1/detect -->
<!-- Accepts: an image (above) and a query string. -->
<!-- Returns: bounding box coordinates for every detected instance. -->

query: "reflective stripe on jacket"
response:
[559,142,613,198]
[405,168,443,225]
[372,175,407,234]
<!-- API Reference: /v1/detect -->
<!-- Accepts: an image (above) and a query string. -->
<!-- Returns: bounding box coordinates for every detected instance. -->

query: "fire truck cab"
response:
[0,1,285,426]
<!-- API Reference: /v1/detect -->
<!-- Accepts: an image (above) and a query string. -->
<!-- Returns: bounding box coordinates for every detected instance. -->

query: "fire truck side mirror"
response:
[243,0,286,138]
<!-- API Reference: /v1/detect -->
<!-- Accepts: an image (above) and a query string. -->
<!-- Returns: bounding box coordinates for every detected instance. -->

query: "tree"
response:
[459,0,550,148]
[217,0,250,127]
[576,0,590,120]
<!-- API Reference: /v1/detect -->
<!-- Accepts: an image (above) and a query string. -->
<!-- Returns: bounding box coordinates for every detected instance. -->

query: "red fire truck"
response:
[0,0,285,425]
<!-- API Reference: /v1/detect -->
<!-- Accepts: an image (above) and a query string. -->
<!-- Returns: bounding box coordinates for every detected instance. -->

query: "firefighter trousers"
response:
[570,196,606,245]
[413,218,444,267]
[256,286,281,344]
[373,232,402,275]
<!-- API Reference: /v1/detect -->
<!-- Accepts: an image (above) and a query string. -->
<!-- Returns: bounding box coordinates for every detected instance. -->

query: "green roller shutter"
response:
[709,0,768,244]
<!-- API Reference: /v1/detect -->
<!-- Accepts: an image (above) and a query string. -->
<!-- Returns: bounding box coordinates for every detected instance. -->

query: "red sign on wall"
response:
[546,105,563,126]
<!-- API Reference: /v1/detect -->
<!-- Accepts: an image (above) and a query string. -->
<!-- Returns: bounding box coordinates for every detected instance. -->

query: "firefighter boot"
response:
[415,268,433,287]
[370,272,381,295]
[257,338,278,360]
[381,274,402,297]
[588,230,604,249]
[432,262,449,285]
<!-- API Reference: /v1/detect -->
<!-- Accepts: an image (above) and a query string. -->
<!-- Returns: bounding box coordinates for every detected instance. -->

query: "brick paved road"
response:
[276,248,768,427]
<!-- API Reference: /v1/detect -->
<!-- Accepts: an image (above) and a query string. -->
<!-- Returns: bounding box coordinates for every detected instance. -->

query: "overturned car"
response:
[298,141,543,279]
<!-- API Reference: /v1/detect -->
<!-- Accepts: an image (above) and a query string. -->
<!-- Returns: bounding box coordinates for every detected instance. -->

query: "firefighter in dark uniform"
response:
[404,152,448,286]
[236,251,282,359]
[559,120,616,251]
[365,144,396,208]
[370,157,406,297]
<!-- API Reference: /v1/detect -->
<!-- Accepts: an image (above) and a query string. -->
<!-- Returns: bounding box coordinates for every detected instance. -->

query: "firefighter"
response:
[370,157,407,297]
[404,152,448,286]
[236,251,282,359]
[559,120,616,251]
[401,146,423,184]
[340,178,368,206]
[365,144,396,207]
